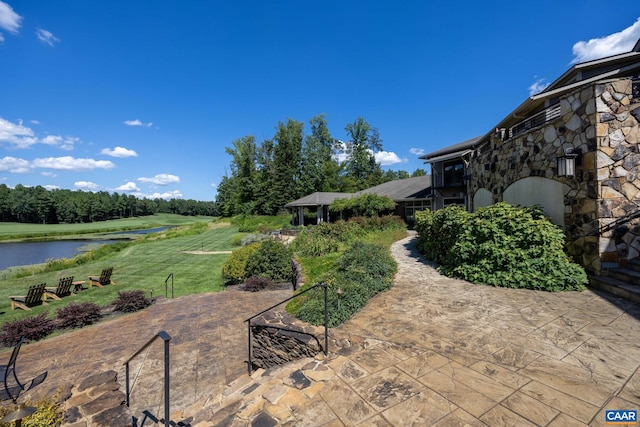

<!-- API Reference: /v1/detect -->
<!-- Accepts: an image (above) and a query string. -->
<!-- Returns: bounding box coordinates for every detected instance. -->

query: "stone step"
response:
[626,258,640,273]
[588,274,640,304]
[604,267,640,286]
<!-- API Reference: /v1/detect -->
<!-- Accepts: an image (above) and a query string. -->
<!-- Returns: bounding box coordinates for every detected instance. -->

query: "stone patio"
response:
[4,232,640,426]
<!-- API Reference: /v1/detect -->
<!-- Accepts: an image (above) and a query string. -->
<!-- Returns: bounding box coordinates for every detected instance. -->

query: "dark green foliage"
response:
[112,290,152,313]
[221,242,261,286]
[330,193,396,217]
[56,302,102,329]
[242,276,275,292]
[414,205,469,264]
[0,183,216,225]
[245,240,293,282]
[290,241,396,327]
[289,229,340,257]
[0,313,55,347]
[415,203,587,291]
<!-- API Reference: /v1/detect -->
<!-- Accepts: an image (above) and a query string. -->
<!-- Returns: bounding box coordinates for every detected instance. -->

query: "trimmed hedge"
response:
[415,203,587,291]
[245,240,293,282]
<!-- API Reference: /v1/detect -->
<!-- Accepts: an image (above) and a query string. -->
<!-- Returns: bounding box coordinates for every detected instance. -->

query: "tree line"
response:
[215,114,426,217]
[0,184,216,224]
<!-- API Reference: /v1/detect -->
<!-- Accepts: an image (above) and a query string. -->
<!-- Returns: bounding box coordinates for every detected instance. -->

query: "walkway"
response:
[6,233,640,426]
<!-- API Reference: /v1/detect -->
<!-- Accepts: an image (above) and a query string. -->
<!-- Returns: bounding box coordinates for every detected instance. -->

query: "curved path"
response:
[6,233,640,426]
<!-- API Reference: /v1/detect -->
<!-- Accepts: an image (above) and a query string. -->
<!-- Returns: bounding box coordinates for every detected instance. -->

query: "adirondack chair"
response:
[44,276,75,301]
[8,283,47,311]
[88,267,115,288]
[0,337,48,404]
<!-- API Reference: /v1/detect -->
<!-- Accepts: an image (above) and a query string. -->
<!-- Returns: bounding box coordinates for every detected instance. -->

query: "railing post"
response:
[323,283,328,356]
[247,320,253,375]
[125,362,130,407]
[164,338,170,427]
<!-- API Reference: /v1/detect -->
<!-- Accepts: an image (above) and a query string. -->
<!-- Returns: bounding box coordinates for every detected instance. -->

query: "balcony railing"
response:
[507,103,562,140]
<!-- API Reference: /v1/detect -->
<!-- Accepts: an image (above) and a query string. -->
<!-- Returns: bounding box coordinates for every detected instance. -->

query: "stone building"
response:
[421,40,640,276]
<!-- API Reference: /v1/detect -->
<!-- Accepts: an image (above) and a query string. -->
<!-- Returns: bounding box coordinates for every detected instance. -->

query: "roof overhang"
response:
[424,149,472,164]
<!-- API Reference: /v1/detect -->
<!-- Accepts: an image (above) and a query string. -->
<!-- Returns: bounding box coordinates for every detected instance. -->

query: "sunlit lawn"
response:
[0,222,241,325]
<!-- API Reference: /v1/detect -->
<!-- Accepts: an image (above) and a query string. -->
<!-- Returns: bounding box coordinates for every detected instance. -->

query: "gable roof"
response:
[356,175,432,201]
[419,136,482,162]
[285,175,433,208]
[285,192,351,207]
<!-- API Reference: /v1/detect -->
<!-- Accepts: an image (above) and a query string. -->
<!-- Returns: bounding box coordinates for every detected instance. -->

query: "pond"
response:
[0,226,171,270]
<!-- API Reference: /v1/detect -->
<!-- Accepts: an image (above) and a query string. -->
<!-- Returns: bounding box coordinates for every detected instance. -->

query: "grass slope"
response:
[0,220,239,326]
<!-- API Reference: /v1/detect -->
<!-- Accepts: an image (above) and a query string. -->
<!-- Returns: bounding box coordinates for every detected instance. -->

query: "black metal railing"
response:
[124,331,171,427]
[587,205,640,237]
[244,283,328,374]
[508,103,562,140]
[165,273,174,298]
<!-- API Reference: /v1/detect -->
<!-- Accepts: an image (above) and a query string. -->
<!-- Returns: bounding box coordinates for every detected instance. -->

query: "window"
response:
[443,161,464,187]
[404,201,431,225]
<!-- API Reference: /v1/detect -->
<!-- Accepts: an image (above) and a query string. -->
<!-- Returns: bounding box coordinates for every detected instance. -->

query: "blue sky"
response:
[1,1,639,201]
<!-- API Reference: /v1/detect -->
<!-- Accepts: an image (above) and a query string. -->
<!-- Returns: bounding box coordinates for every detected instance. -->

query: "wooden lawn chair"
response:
[0,337,48,404]
[44,276,75,301]
[88,267,115,288]
[8,283,47,311]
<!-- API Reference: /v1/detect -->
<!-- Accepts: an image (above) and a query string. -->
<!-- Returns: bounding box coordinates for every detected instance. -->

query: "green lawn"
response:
[0,220,241,325]
[0,214,216,240]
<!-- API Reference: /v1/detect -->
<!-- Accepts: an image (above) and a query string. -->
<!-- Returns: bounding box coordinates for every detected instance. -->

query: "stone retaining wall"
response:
[250,311,323,370]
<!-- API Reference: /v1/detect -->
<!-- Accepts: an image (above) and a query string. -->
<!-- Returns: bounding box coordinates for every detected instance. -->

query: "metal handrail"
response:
[164,273,174,298]
[124,331,171,427]
[582,204,640,237]
[244,283,328,374]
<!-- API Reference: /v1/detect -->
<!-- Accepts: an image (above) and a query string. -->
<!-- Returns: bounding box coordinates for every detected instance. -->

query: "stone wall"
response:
[250,311,323,370]
[468,76,640,273]
[595,79,640,267]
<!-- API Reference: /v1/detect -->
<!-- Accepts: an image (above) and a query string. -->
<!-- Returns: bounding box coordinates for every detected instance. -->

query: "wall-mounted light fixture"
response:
[557,150,579,177]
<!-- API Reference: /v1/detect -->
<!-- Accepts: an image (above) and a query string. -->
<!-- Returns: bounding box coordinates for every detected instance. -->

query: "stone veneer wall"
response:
[468,76,640,273]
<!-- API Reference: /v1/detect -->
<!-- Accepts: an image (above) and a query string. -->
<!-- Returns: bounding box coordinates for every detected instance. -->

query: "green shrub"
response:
[245,240,293,282]
[417,203,587,291]
[56,302,102,329]
[330,193,396,217]
[112,290,152,313]
[290,241,396,327]
[0,313,56,347]
[0,393,63,427]
[290,229,340,257]
[414,206,469,265]
[221,242,261,286]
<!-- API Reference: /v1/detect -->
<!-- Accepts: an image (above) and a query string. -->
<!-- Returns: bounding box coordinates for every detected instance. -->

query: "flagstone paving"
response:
[4,232,640,426]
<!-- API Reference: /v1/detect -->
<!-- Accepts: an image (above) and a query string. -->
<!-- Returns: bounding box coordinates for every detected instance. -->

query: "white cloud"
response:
[41,135,62,146]
[529,77,551,96]
[124,119,152,127]
[101,146,138,158]
[0,156,30,173]
[138,173,180,186]
[30,120,41,125]
[36,28,59,47]
[0,33,4,42]
[74,181,99,190]
[145,190,182,200]
[0,1,22,36]
[39,134,77,150]
[32,156,115,171]
[0,117,38,148]
[409,148,425,156]
[115,181,140,192]
[572,17,640,64]
[41,171,57,177]
[43,184,59,190]
[210,182,217,188]
[375,151,406,166]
